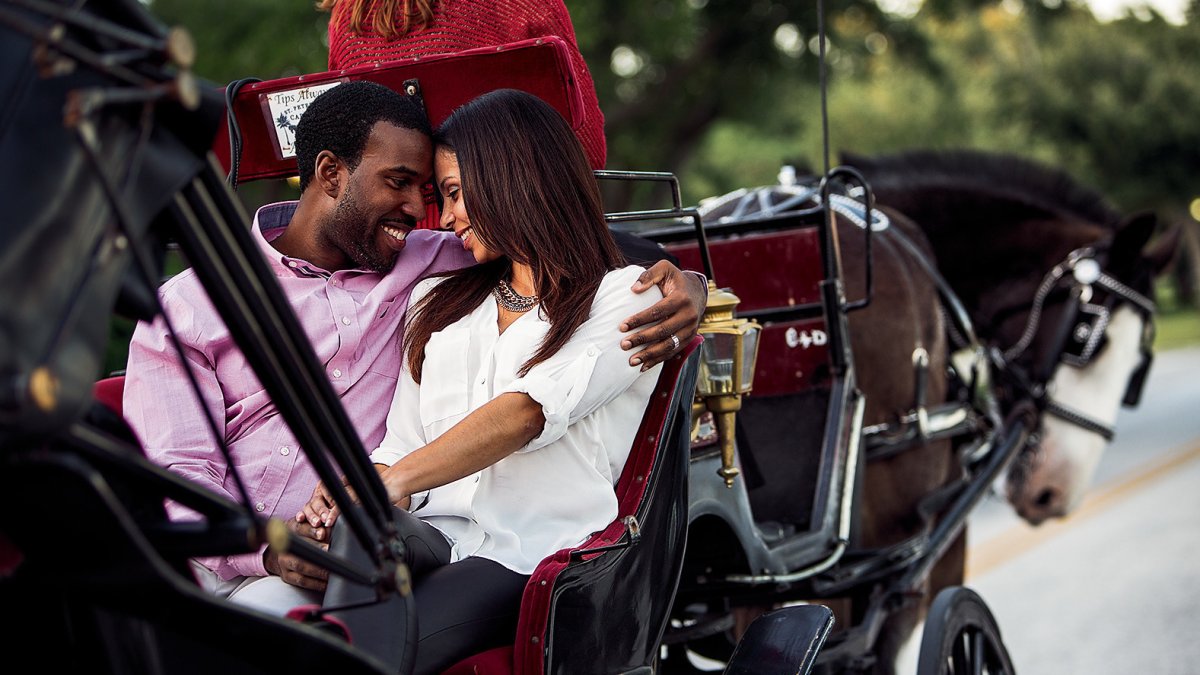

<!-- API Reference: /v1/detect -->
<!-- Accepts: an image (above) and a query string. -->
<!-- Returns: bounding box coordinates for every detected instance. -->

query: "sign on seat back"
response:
[213,37,584,183]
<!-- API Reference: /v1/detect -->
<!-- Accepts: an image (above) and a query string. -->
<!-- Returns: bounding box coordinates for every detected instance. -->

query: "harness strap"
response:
[1043,398,1116,441]
[881,225,981,349]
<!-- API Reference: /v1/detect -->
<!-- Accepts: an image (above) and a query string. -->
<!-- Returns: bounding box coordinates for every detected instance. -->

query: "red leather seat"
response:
[444,337,702,675]
[93,375,125,417]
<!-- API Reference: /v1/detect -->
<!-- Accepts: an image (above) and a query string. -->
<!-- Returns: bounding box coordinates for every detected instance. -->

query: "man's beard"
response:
[326,183,396,273]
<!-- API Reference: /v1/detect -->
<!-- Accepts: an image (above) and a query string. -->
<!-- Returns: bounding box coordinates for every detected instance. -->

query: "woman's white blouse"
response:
[370,265,663,574]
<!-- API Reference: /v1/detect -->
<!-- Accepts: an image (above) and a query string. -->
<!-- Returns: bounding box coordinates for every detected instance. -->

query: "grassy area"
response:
[1154,280,1200,352]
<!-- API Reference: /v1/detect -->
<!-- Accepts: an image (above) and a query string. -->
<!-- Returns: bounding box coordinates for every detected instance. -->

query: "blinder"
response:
[1121,319,1155,407]
[1004,247,1157,439]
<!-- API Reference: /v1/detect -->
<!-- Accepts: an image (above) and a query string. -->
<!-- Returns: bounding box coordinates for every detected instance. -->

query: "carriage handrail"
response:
[821,167,875,313]
[594,169,716,283]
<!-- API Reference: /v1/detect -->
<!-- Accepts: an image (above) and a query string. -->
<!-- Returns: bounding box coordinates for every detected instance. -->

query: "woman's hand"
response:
[299,465,409,528]
[299,477,354,528]
[377,463,413,510]
[621,261,706,370]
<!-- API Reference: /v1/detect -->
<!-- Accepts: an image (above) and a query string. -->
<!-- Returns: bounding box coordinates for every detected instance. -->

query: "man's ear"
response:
[314,150,342,198]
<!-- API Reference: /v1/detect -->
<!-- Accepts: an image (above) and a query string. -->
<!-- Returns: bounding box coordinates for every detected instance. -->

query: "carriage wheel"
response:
[661,601,738,671]
[916,586,1015,675]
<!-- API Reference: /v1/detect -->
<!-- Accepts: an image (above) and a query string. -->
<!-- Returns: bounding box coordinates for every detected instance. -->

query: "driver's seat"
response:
[443,336,702,675]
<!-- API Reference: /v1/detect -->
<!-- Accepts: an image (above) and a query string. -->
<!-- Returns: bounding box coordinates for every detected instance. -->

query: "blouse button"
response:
[587,347,598,357]
[255,502,265,512]
[332,368,343,378]
[288,261,298,268]
[280,446,290,456]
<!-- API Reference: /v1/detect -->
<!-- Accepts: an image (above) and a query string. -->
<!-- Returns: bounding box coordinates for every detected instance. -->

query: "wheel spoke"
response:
[971,629,985,675]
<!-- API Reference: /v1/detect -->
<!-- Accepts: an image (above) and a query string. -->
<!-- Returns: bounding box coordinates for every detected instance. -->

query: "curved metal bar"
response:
[826,166,876,312]
[723,391,863,585]
[594,169,716,283]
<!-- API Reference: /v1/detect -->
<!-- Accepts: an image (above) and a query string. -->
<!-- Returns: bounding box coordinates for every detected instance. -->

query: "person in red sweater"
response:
[321,0,607,170]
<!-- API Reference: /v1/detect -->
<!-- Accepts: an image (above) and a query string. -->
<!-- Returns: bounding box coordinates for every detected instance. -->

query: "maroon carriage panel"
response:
[664,228,824,312]
[666,228,830,396]
[213,37,583,183]
[752,317,832,396]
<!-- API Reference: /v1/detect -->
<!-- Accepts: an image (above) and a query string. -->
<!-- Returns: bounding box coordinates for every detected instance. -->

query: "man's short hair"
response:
[295,80,432,191]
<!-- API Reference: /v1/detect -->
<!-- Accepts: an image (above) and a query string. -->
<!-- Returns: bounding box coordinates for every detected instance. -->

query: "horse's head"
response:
[1005,213,1177,524]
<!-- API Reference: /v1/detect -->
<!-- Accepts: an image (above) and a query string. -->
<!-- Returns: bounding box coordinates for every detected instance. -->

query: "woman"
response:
[320,0,606,170]
[304,88,662,674]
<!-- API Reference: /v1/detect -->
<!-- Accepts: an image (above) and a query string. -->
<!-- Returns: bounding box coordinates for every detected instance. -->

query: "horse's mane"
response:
[841,149,1123,229]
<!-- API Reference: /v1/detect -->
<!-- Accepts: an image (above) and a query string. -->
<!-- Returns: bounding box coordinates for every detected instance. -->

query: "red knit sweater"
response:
[327,0,606,170]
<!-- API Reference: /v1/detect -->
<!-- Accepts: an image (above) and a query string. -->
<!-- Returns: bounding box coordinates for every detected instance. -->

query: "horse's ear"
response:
[1107,212,1158,275]
[1143,222,1182,274]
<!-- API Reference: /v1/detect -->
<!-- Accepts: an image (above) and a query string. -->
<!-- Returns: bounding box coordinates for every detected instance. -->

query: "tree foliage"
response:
[146,0,1199,219]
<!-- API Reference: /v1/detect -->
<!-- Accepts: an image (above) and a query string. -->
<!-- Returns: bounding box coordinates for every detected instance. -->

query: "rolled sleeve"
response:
[502,343,601,452]
[500,266,663,453]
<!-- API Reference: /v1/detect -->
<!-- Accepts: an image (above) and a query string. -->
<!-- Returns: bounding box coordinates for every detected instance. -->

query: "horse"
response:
[843,149,1177,526]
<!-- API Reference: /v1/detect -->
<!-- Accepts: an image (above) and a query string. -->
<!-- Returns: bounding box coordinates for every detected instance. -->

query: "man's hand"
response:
[622,261,707,370]
[262,518,329,592]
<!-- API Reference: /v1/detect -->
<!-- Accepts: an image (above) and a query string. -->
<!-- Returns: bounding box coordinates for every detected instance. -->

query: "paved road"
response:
[965,347,1200,675]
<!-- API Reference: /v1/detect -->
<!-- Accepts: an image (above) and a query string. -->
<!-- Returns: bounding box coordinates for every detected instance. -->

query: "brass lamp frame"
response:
[694,281,761,487]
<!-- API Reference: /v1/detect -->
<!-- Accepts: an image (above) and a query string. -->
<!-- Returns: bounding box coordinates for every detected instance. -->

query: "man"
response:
[124,81,705,614]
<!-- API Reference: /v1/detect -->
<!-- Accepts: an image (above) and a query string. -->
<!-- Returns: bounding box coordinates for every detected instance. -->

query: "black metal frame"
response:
[1,1,415,670]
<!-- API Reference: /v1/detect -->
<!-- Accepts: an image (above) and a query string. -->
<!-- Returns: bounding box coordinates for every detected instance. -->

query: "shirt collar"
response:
[251,200,334,278]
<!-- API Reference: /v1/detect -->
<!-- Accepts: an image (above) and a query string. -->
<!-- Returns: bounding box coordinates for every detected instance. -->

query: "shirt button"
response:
[341,316,351,326]
[332,279,340,287]
[332,369,343,378]
[280,446,290,456]
[587,347,598,356]
[255,502,265,512]
[288,261,298,268]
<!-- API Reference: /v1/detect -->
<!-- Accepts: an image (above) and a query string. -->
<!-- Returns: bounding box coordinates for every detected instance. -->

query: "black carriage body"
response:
[0,1,407,672]
[639,190,864,609]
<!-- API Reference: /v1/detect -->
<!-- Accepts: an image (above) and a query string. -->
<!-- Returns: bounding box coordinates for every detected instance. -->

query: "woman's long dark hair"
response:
[405,89,624,383]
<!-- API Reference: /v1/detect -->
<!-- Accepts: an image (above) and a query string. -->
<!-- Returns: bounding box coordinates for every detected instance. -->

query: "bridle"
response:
[997,246,1156,442]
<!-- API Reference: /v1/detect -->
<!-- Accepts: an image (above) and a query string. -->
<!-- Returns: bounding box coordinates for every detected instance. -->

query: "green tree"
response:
[150,0,328,84]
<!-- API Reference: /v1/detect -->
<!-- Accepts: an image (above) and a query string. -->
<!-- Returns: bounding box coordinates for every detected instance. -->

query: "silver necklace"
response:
[493,278,539,313]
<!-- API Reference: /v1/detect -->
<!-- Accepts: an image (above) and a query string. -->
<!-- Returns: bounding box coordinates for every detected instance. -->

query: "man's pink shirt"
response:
[123,201,473,580]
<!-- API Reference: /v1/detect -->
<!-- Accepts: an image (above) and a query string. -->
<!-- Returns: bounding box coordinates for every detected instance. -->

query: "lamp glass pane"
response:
[697,332,736,396]
[739,325,760,391]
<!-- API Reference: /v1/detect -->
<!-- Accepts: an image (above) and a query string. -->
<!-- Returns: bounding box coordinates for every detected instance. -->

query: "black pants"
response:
[324,507,529,675]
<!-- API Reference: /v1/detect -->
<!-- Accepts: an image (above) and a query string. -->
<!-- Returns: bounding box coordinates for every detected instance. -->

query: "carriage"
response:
[0,0,1173,673]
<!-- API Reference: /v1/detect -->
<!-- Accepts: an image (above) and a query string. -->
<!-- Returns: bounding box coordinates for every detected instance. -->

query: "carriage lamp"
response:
[694,282,761,488]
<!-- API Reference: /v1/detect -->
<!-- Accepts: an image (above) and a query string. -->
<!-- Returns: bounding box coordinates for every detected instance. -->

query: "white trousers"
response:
[190,561,321,617]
